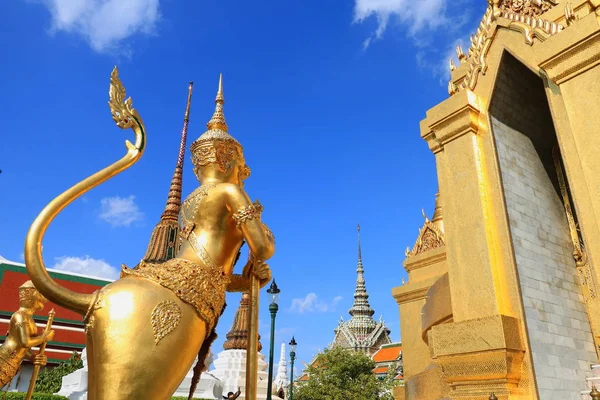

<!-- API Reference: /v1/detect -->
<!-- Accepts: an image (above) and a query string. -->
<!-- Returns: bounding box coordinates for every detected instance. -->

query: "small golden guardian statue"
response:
[0,281,55,388]
[24,68,274,399]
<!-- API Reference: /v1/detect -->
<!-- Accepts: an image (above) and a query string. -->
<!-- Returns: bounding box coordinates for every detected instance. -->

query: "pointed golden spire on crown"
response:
[206,73,228,132]
[143,81,194,263]
[190,74,245,176]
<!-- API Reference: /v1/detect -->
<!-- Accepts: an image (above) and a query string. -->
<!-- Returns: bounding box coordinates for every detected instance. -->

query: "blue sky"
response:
[0,0,485,377]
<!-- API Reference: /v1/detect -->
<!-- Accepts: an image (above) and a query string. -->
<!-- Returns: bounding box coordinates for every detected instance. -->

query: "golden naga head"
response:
[190,74,250,185]
[19,280,47,310]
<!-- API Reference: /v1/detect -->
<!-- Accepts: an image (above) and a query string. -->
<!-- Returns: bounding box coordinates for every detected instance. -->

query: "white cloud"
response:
[35,0,161,53]
[52,255,119,280]
[353,0,449,48]
[99,195,144,227]
[415,35,469,83]
[288,293,342,313]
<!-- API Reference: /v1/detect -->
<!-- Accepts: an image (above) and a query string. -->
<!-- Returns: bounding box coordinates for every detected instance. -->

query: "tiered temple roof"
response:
[372,342,403,379]
[223,292,263,352]
[331,225,391,356]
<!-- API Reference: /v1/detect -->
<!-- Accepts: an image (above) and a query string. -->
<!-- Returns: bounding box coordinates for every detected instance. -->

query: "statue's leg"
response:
[86,277,206,400]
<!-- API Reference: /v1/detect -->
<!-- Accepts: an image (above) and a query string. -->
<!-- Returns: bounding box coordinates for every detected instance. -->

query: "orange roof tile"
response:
[298,373,309,381]
[372,344,402,362]
[373,366,389,374]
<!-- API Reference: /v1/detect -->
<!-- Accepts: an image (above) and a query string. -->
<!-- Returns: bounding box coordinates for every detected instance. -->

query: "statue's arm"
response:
[223,184,275,261]
[24,349,35,361]
[227,260,271,292]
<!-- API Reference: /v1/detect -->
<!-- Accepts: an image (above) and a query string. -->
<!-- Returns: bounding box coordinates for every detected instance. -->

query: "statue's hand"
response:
[33,354,47,366]
[242,259,272,289]
[44,329,55,342]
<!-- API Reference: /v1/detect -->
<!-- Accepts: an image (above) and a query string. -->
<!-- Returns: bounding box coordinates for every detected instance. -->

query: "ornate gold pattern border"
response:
[540,28,600,83]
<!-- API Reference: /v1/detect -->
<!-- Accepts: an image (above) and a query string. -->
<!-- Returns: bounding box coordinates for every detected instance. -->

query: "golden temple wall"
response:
[397,2,600,398]
[393,240,449,398]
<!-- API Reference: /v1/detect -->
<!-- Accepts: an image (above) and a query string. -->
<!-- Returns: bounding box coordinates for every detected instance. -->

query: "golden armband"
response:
[262,223,275,244]
[232,200,263,227]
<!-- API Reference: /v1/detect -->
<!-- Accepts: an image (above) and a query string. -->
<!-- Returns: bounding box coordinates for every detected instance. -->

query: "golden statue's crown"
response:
[19,280,45,303]
[190,75,249,180]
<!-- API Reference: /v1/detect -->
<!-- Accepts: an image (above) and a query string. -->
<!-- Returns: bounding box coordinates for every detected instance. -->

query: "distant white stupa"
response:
[272,343,289,398]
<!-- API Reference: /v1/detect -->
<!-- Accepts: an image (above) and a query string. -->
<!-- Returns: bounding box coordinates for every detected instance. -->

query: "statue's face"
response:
[195,155,249,186]
[34,293,47,311]
[22,291,47,311]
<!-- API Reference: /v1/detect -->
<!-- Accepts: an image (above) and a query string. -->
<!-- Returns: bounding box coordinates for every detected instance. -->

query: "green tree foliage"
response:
[0,394,67,400]
[33,352,84,394]
[294,347,398,400]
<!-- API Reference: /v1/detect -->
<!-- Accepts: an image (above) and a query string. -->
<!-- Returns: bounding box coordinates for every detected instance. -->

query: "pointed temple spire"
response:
[273,343,289,393]
[349,224,375,319]
[331,224,391,355]
[223,293,263,351]
[206,73,228,132]
[143,81,194,263]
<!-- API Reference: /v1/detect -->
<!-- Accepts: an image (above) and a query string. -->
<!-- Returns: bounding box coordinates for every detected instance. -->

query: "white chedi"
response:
[57,349,225,400]
[172,352,224,399]
[272,343,289,399]
[210,349,269,400]
[56,349,89,400]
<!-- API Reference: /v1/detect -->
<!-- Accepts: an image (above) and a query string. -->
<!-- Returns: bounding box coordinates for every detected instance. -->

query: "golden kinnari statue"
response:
[24,68,274,399]
[0,281,55,388]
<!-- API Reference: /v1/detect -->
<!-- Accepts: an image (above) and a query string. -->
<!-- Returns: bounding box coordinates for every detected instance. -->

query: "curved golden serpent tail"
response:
[24,67,147,315]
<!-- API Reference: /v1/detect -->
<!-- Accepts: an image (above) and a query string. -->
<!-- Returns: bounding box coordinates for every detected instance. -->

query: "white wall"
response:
[493,116,596,400]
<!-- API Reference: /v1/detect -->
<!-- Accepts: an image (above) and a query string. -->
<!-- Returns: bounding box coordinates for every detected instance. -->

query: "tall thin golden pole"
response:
[25,308,55,400]
[245,273,259,400]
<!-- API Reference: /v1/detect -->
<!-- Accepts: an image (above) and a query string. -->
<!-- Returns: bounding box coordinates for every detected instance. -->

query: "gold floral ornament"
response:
[151,300,182,345]
[233,201,264,227]
[405,195,445,258]
[108,66,146,153]
[448,0,563,95]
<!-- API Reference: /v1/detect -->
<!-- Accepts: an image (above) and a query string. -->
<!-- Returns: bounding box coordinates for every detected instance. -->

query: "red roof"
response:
[0,261,111,364]
[373,366,389,374]
[298,373,309,381]
[372,343,402,363]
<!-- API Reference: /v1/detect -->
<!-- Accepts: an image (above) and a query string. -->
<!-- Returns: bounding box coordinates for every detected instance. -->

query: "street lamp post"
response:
[266,280,281,400]
[289,337,297,400]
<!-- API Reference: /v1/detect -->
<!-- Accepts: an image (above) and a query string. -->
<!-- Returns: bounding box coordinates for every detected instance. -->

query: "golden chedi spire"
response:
[223,293,263,352]
[143,82,194,262]
[206,74,228,132]
[431,192,444,235]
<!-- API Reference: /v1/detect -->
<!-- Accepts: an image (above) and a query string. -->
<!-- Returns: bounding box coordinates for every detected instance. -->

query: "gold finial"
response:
[184,81,194,121]
[449,58,456,72]
[456,44,467,63]
[591,384,600,400]
[432,192,444,234]
[564,3,576,26]
[206,74,228,132]
[217,73,223,101]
